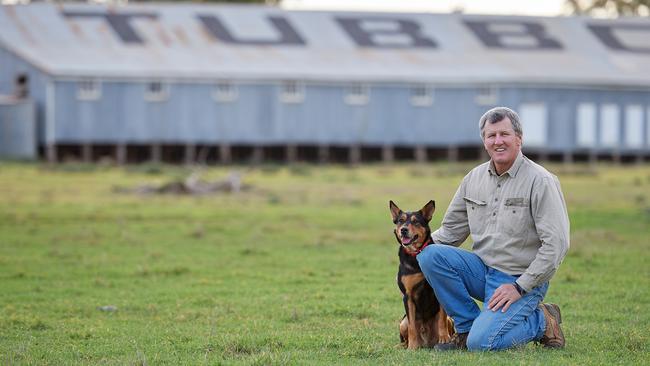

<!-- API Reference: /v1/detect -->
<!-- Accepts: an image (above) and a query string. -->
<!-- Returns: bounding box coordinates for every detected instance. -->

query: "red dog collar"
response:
[404,238,432,257]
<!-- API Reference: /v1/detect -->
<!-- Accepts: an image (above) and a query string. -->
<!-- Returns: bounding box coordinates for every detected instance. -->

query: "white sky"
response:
[281,0,569,16]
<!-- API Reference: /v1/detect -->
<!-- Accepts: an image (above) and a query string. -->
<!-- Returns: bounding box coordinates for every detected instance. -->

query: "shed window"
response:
[145,81,169,101]
[345,83,369,105]
[410,85,433,106]
[213,81,238,102]
[600,104,620,148]
[519,103,547,147]
[624,105,643,148]
[475,85,498,106]
[576,103,596,147]
[77,79,101,100]
[280,81,304,103]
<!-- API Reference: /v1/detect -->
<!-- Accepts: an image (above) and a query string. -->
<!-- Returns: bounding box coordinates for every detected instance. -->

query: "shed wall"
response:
[50,80,650,153]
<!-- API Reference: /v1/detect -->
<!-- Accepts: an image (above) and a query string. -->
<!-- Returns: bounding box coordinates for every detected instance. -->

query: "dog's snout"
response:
[400,227,409,235]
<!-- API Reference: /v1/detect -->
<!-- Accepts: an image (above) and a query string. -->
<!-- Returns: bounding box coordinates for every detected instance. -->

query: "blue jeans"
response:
[417,244,547,351]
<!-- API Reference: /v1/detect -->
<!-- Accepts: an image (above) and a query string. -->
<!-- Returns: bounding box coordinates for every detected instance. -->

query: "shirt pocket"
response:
[501,197,531,235]
[464,196,487,234]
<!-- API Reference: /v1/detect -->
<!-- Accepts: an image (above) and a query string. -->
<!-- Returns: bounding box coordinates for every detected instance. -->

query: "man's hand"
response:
[487,284,522,312]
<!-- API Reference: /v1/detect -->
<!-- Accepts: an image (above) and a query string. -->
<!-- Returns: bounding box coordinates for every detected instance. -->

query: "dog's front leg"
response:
[434,307,454,344]
[406,301,423,349]
[399,315,409,347]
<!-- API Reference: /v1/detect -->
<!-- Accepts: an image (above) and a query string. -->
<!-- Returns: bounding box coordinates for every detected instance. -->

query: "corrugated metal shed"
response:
[0,3,649,86]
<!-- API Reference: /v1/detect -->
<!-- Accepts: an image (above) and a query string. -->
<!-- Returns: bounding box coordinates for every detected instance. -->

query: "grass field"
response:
[0,161,649,365]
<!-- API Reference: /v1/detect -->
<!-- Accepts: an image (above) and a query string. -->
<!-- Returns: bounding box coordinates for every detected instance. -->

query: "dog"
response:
[390,200,455,349]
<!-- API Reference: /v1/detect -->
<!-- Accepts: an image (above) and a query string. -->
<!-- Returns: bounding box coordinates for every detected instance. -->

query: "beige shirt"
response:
[431,152,570,292]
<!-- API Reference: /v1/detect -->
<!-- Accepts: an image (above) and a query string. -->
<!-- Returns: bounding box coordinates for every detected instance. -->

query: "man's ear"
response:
[389,200,401,222]
[420,200,435,223]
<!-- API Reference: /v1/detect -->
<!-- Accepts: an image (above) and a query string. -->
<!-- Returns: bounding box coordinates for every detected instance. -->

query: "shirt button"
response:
[494,198,498,202]
[497,184,501,188]
[493,212,496,216]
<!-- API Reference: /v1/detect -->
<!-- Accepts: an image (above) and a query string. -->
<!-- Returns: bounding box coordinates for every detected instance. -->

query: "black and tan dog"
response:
[390,200,455,349]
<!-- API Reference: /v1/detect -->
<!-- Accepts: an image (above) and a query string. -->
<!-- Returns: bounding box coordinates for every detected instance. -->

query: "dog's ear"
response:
[389,200,401,222]
[420,200,436,223]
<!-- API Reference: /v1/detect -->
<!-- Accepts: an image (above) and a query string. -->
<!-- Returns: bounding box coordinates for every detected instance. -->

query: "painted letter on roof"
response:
[336,17,437,48]
[464,20,563,50]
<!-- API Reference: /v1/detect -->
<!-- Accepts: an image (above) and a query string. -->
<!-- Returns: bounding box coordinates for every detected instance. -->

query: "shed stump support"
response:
[116,144,126,165]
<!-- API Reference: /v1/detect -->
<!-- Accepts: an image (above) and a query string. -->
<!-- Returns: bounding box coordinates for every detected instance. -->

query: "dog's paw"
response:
[437,334,452,344]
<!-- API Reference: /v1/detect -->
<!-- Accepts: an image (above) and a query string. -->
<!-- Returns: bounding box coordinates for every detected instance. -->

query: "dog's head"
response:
[389,200,435,255]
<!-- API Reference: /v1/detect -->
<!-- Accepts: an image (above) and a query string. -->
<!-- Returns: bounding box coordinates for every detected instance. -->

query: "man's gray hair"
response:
[479,107,523,139]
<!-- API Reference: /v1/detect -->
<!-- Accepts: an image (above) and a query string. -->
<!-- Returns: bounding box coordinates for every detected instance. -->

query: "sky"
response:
[281,0,569,16]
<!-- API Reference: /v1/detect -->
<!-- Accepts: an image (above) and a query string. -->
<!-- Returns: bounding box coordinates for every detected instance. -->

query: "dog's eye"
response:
[398,218,405,224]
[412,222,421,227]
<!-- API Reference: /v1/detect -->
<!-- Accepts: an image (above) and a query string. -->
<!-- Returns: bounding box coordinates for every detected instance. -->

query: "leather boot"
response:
[433,332,468,351]
[539,303,565,348]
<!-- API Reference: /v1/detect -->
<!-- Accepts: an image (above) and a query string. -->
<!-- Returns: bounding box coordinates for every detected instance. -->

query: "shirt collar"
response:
[488,151,525,178]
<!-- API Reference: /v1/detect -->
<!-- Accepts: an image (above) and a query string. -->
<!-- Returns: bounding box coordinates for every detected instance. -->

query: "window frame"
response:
[344,83,369,105]
[77,79,102,101]
[144,81,169,102]
[279,80,305,104]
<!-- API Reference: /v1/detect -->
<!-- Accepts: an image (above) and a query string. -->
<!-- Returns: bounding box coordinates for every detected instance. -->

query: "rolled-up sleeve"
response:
[431,175,471,247]
[516,175,570,292]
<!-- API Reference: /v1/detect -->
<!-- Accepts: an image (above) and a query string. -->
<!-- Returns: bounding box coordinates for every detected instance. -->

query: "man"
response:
[417,107,569,351]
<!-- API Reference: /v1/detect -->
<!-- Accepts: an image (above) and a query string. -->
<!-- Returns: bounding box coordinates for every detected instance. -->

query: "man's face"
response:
[482,117,522,173]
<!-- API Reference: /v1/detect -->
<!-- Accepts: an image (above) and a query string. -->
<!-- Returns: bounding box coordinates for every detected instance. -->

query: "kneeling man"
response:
[418,107,569,351]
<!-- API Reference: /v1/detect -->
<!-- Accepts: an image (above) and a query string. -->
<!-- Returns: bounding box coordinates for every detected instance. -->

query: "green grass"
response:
[0,161,648,365]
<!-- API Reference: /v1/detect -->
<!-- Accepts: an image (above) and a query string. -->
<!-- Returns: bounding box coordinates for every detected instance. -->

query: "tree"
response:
[565,0,650,17]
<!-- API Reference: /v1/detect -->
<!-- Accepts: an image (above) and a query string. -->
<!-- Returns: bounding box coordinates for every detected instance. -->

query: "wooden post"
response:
[448,145,459,163]
[318,144,329,164]
[151,144,161,163]
[251,146,263,164]
[382,144,394,163]
[184,144,196,166]
[286,144,297,163]
[219,144,231,164]
[116,144,126,165]
[46,144,57,164]
[415,145,427,163]
[349,145,361,165]
[82,143,92,163]
[635,152,644,165]
[588,149,597,166]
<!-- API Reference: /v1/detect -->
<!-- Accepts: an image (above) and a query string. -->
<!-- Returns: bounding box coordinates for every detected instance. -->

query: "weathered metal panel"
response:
[44,79,650,153]
[0,98,36,159]
[1,3,649,87]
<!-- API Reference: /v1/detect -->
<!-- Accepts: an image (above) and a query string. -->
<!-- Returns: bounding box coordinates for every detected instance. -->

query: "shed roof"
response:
[1,3,649,86]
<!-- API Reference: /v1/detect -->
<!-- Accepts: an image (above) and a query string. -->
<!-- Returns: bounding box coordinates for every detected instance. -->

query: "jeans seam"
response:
[486,294,540,349]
